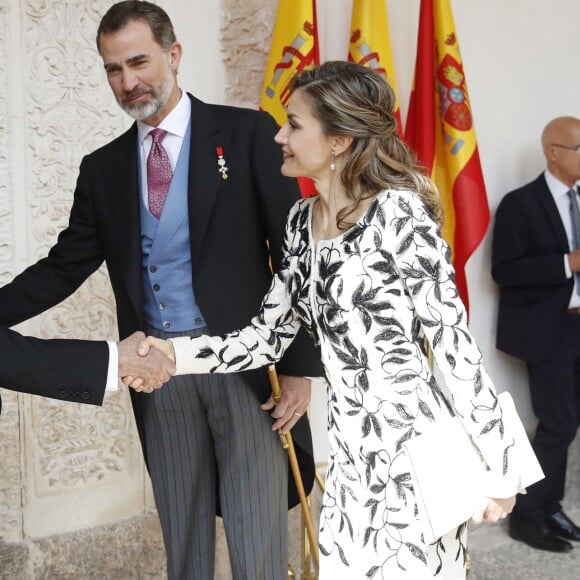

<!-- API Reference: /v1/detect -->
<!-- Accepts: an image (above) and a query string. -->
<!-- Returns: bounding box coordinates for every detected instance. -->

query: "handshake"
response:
[117,331,177,393]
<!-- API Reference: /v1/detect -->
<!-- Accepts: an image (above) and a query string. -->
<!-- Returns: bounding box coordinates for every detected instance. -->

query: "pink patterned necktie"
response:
[147,128,173,219]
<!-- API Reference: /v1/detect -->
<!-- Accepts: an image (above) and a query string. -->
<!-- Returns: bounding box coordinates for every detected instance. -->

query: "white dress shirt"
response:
[137,91,191,205]
[544,169,580,307]
[106,341,118,391]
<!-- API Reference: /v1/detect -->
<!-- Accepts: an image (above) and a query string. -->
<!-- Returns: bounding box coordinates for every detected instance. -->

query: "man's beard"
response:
[120,69,174,122]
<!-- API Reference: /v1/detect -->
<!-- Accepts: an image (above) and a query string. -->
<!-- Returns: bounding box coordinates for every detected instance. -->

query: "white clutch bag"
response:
[402,391,544,544]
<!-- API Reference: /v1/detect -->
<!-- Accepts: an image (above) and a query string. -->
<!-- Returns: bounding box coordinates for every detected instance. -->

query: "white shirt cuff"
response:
[565,254,572,278]
[106,341,119,391]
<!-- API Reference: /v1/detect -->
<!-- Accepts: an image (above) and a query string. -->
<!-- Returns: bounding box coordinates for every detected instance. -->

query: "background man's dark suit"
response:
[0,325,108,414]
[493,174,576,362]
[492,172,580,543]
[0,95,320,575]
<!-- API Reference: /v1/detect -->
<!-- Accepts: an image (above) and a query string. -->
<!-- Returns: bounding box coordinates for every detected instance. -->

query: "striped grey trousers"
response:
[142,325,288,580]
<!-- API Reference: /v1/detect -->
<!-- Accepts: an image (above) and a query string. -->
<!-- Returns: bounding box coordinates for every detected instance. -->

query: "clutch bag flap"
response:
[402,391,543,544]
[403,409,486,543]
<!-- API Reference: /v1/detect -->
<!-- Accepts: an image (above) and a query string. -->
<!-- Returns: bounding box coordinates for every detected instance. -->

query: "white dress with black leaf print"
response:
[172,189,521,579]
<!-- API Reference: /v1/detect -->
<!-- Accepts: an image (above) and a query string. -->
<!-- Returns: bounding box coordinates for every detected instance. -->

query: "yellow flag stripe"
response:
[349,0,400,114]
[260,1,317,127]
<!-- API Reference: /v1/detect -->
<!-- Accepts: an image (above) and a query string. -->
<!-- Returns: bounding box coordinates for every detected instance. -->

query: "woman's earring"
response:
[330,149,336,171]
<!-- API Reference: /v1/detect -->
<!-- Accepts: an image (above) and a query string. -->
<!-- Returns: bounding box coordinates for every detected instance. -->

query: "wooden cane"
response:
[267,365,320,573]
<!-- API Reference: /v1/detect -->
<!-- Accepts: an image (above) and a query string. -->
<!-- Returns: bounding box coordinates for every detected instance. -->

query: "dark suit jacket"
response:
[0,94,321,505]
[0,326,108,414]
[492,173,574,363]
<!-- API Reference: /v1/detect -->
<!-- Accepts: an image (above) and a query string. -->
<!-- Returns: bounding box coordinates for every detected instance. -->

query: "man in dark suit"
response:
[0,2,320,578]
[492,116,580,552]
[0,328,175,413]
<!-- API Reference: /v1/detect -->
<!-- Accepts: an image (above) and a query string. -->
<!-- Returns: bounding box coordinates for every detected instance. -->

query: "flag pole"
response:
[267,364,320,572]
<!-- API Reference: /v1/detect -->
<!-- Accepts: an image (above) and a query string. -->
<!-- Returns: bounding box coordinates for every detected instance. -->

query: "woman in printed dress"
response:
[139,61,524,579]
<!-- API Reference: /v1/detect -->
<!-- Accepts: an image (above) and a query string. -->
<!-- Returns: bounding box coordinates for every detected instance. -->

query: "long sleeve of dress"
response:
[384,191,521,497]
[171,207,304,376]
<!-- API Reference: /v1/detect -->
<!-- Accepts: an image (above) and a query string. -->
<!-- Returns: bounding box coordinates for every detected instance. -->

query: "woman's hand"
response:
[261,376,311,434]
[138,336,176,362]
[471,496,516,524]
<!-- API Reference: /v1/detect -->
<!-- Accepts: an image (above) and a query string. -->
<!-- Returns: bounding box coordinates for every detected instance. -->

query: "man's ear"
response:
[169,42,183,72]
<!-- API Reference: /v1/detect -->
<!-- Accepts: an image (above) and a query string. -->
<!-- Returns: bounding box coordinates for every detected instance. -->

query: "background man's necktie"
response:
[567,188,580,295]
[147,128,172,219]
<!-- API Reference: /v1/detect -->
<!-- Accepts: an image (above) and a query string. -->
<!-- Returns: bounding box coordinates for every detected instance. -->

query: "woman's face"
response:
[274,89,334,180]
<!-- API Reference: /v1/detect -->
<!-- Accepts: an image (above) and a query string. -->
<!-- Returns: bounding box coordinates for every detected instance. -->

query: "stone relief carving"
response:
[34,396,132,492]
[18,0,135,495]
[0,390,23,543]
[0,0,25,544]
[220,0,276,108]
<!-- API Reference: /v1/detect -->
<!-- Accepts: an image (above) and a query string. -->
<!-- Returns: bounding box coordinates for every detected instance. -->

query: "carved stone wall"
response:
[0,0,25,547]
[220,0,276,108]
[0,0,149,553]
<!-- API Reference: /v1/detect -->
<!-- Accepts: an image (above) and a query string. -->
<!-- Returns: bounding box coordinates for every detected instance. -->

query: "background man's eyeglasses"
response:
[552,143,580,153]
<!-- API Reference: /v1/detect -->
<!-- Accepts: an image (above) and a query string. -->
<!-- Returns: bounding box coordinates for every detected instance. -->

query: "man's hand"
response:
[261,375,311,433]
[118,331,175,393]
[568,249,580,272]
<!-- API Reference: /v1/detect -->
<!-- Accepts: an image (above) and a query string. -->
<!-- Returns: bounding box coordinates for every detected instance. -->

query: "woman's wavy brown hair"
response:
[290,61,442,229]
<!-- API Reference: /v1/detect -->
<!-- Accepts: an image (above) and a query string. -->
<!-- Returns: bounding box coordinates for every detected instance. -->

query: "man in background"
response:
[0,2,320,578]
[492,116,580,552]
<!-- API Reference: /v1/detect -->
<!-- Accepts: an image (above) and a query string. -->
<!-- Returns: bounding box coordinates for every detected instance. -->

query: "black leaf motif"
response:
[432,327,443,348]
[370,261,392,273]
[385,418,409,429]
[371,414,382,438]
[474,369,483,395]
[375,329,402,342]
[446,352,456,370]
[397,232,414,253]
[344,396,361,408]
[226,354,248,367]
[363,527,373,548]
[405,542,427,564]
[337,544,349,565]
[362,415,371,437]
[395,403,414,421]
[196,348,215,359]
[418,400,435,421]
[358,372,370,392]
[417,255,436,276]
[393,373,418,384]
[480,418,499,435]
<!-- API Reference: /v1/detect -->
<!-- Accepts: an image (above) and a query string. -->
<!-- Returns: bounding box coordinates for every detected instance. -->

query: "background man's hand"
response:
[118,331,175,393]
[568,249,580,272]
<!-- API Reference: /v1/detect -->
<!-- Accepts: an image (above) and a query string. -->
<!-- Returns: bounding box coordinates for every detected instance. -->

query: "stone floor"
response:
[2,436,577,579]
[467,507,580,580]
[467,432,579,580]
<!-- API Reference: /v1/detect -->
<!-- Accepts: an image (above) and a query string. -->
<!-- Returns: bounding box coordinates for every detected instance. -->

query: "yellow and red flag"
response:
[260,0,319,196]
[348,0,402,135]
[405,0,489,314]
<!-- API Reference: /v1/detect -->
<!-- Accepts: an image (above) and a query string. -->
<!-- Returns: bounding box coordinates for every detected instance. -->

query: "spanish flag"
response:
[348,0,402,136]
[405,0,489,314]
[260,0,319,196]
